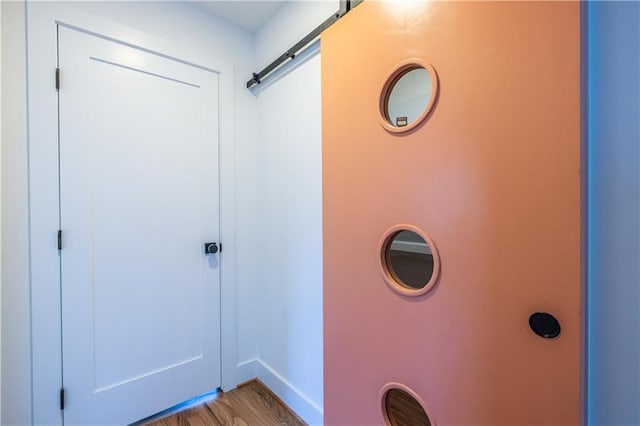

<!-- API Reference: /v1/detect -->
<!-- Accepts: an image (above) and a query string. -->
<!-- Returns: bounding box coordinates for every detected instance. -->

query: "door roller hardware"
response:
[204,242,220,255]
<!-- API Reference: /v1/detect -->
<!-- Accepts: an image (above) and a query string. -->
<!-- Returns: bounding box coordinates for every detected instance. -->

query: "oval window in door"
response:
[379,225,440,297]
[380,383,435,426]
[379,59,439,133]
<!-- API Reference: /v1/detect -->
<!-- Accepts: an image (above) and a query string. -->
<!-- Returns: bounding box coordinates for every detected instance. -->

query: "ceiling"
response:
[189,1,287,33]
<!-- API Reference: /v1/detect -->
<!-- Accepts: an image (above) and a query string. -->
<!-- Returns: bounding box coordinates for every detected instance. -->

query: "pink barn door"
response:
[322,2,581,425]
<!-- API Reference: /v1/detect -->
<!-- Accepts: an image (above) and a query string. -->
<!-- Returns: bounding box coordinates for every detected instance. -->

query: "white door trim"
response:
[26,5,237,424]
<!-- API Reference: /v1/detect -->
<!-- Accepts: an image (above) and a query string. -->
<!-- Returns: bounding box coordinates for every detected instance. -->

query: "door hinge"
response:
[55,68,60,90]
[60,388,65,410]
[58,230,62,250]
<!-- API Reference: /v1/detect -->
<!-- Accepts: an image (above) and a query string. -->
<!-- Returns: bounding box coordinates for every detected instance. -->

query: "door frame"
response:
[26,4,238,424]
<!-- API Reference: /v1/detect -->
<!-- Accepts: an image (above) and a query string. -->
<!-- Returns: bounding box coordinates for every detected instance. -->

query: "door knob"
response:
[204,242,219,255]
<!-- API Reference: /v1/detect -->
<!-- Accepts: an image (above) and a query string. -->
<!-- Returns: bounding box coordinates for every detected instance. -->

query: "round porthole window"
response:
[379,59,439,133]
[379,225,440,297]
[380,383,434,426]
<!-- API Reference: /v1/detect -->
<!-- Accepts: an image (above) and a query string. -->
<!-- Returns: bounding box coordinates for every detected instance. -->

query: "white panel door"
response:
[58,26,221,425]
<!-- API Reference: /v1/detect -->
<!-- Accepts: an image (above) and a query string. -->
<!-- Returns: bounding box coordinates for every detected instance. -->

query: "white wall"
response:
[254,54,324,423]
[1,2,31,424]
[0,2,3,422]
[587,2,640,424]
[241,2,338,425]
[1,2,257,424]
[255,0,338,70]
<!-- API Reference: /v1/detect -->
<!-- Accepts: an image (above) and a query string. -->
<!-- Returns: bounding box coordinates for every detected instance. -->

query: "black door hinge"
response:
[60,388,65,410]
[55,68,60,90]
[58,230,62,250]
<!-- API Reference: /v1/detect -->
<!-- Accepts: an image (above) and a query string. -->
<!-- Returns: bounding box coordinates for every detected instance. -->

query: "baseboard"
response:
[236,359,323,425]
[236,359,259,386]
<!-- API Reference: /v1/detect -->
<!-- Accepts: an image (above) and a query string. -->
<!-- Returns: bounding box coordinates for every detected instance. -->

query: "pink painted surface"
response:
[322,2,582,425]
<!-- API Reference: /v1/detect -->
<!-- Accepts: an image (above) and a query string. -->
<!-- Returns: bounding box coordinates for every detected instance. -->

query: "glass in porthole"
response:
[386,230,434,289]
[385,67,433,128]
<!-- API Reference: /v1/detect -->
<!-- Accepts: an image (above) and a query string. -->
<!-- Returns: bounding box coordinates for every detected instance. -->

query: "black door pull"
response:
[529,312,561,339]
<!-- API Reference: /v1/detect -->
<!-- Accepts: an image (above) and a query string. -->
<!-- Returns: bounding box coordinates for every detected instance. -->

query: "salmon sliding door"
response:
[322,2,581,425]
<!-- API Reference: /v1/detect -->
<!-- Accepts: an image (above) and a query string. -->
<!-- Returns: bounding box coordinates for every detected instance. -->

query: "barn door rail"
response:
[246,0,362,89]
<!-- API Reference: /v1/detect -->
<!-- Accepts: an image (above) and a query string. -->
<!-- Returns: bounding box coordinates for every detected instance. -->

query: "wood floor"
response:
[143,380,306,426]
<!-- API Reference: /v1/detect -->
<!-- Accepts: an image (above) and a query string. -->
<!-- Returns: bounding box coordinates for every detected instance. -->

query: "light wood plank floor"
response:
[143,380,306,426]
